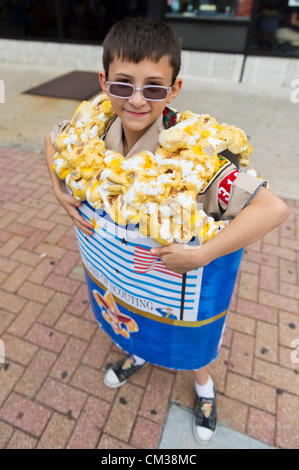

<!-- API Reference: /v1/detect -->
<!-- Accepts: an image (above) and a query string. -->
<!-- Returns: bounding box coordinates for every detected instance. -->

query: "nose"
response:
[128,88,147,107]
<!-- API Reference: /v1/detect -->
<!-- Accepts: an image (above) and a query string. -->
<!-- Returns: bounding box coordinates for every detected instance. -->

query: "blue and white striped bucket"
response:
[75,200,242,370]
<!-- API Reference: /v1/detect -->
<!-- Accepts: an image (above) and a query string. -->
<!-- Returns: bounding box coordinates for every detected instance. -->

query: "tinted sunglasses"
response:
[106,81,172,101]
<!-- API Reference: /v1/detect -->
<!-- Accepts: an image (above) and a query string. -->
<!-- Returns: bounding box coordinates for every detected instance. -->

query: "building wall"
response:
[1,38,298,87]
[242,56,299,88]
[0,39,102,71]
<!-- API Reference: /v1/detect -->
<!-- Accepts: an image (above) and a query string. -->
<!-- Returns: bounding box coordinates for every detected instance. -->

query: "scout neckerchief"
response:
[163,106,177,128]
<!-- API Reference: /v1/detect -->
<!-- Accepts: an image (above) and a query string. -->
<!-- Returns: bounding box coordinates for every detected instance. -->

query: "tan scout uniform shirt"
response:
[51,114,267,221]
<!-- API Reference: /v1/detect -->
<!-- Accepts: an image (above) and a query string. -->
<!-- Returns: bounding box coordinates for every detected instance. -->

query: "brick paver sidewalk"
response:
[0,147,298,449]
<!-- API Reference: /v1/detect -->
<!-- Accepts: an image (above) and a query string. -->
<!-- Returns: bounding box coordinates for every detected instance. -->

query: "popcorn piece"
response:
[86,178,104,210]
[65,172,90,201]
[218,125,251,157]
[92,93,110,108]
[159,127,192,152]
[54,132,70,153]
[180,110,200,121]
[107,194,140,225]
[53,154,71,180]
[139,204,174,245]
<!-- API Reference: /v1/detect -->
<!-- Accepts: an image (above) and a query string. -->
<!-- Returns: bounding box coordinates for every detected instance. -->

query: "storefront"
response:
[0,0,298,58]
[164,0,254,53]
[163,0,299,57]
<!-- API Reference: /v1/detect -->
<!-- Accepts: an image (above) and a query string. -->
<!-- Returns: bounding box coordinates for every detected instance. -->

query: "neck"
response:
[122,126,149,156]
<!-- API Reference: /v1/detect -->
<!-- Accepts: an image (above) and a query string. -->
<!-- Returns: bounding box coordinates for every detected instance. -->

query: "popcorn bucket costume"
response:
[51,94,266,370]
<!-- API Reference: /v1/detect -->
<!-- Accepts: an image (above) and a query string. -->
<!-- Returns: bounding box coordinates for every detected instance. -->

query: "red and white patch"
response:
[218,170,239,204]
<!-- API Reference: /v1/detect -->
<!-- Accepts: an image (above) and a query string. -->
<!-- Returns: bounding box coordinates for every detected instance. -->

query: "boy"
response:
[44,17,289,445]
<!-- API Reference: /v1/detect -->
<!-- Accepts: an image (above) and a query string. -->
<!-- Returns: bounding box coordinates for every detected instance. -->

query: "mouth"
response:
[125,110,149,117]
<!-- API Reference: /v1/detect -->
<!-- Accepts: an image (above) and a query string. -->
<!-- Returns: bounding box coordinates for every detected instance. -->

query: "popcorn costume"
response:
[51,94,266,370]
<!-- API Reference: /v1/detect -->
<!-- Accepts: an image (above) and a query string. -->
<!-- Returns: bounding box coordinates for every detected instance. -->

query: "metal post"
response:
[180,273,187,321]
[54,0,64,40]
[239,0,259,82]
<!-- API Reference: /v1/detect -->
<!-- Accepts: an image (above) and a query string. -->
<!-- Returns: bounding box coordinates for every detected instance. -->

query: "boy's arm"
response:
[44,132,93,236]
[151,188,289,273]
[199,187,288,263]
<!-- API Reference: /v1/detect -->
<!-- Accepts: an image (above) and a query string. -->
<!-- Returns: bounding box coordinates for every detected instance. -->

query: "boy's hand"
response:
[56,190,94,237]
[150,244,205,274]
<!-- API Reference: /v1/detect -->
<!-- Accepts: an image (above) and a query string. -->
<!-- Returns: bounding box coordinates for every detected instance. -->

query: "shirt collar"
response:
[104,114,165,158]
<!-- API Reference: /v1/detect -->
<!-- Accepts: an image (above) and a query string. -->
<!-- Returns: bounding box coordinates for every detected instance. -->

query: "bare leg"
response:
[194,366,209,385]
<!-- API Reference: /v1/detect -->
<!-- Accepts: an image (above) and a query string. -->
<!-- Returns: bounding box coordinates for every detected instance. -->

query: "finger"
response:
[159,254,174,267]
[73,215,94,235]
[73,219,94,237]
[65,194,82,208]
[80,216,94,230]
[150,246,172,256]
[70,209,93,230]
[70,207,93,229]
[159,258,187,274]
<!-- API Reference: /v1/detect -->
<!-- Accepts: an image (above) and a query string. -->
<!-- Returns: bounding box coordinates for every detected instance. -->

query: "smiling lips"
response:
[126,110,149,117]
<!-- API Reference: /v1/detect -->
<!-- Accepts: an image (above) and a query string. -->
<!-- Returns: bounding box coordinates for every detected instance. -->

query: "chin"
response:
[127,120,152,132]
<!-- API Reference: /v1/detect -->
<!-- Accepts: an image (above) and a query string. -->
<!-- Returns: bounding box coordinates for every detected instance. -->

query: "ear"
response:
[166,77,183,104]
[98,71,109,95]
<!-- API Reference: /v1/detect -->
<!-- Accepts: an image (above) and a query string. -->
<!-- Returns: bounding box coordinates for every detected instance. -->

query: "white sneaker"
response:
[193,388,217,445]
[104,355,148,388]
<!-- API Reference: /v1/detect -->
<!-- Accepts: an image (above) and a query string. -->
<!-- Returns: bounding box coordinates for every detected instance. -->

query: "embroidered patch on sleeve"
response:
[218,170,239,204]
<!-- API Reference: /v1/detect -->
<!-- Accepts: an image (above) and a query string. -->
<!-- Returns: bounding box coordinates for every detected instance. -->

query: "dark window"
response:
[0,0,148,43]
[248,0,299,56]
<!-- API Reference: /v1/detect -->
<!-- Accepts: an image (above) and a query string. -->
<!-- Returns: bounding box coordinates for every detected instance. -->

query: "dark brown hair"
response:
[102,17,182,85]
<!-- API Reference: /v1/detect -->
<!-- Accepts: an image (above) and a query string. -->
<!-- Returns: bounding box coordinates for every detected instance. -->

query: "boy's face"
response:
[98,55,182,136]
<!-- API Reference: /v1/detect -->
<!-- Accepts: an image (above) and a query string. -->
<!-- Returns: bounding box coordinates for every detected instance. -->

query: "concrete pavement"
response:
[159,404,275,449]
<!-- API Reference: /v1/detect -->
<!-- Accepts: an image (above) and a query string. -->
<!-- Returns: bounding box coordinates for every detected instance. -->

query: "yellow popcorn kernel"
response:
[202,221,210,239]
[101,100,115,118]
[66,173,89,201]
[183,125,193,134]
[53,157,71,180]
[200,129,211,139]
[54,132,69,152]
[193,145,204,155]
[80,167,96,180]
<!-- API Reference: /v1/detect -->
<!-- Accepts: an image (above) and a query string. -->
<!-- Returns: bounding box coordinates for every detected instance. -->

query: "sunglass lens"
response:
[109,83,133,98]
[143,86,167,100]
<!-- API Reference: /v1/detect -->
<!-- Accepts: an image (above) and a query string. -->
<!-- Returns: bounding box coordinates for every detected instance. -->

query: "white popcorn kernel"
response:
[81,132,88,142]
[100,169,112,179]
[89,125,98,139]
[92,95,102,106]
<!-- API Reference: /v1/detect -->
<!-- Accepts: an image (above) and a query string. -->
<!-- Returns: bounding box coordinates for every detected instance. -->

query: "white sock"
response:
[132,354,146,366]
[195,375,215,399]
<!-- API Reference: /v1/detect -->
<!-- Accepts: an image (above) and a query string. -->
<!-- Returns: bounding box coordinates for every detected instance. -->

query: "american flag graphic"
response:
[134,246,183,279]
